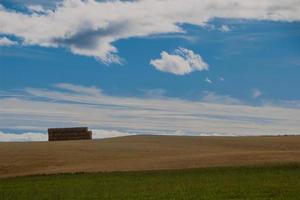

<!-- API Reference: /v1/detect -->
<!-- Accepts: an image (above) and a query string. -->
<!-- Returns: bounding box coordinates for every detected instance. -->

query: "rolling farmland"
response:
[1,135,300,178]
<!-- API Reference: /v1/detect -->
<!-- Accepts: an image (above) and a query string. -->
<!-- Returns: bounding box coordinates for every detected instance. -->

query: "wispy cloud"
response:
[150,47,208,75]
[141,89,166,99]
[0,37,17,46]
[205,77,212,84]
[0,83,299,141]
[252,88,262,99]
[201,91,241,105]
[219,25,231,32]
[0,0,299,63]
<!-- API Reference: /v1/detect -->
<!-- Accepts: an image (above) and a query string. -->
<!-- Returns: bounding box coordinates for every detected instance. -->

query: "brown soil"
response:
[1,135,300,178]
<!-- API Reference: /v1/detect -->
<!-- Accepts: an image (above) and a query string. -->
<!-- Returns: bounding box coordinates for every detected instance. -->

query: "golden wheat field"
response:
[1,135,300,178]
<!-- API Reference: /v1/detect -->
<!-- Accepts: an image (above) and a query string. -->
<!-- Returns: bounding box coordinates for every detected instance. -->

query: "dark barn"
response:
[48,127,92,141]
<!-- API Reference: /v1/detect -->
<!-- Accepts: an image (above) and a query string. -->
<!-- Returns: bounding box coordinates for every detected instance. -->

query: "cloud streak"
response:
[0,131,47,142]
[0,0,299,63]
[0,129,132,142]
[0,83,299,141]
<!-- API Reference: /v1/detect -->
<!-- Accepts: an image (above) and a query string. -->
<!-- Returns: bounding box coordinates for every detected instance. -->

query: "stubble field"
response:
[1,135,300,178]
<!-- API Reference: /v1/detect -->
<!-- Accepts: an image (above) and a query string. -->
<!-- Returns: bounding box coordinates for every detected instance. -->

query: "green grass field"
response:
[1,164,300,200]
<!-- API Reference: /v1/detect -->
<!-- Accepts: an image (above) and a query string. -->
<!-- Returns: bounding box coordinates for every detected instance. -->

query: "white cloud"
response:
[219,25,231,32]
[252,88,262,98]
[0,0,299,63]
[150,47,208,75]
[0,83,300,140]
[205,77,212,84]
[0,37,17,46]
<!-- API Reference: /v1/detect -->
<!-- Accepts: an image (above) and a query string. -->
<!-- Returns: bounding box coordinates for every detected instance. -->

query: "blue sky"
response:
[0,0,300,141]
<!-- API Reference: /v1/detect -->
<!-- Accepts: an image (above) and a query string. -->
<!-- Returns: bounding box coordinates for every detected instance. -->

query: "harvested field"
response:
[1,135,300,178]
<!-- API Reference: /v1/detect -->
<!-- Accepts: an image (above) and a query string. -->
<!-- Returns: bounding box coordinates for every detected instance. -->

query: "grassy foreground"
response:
[1,164,300,200]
